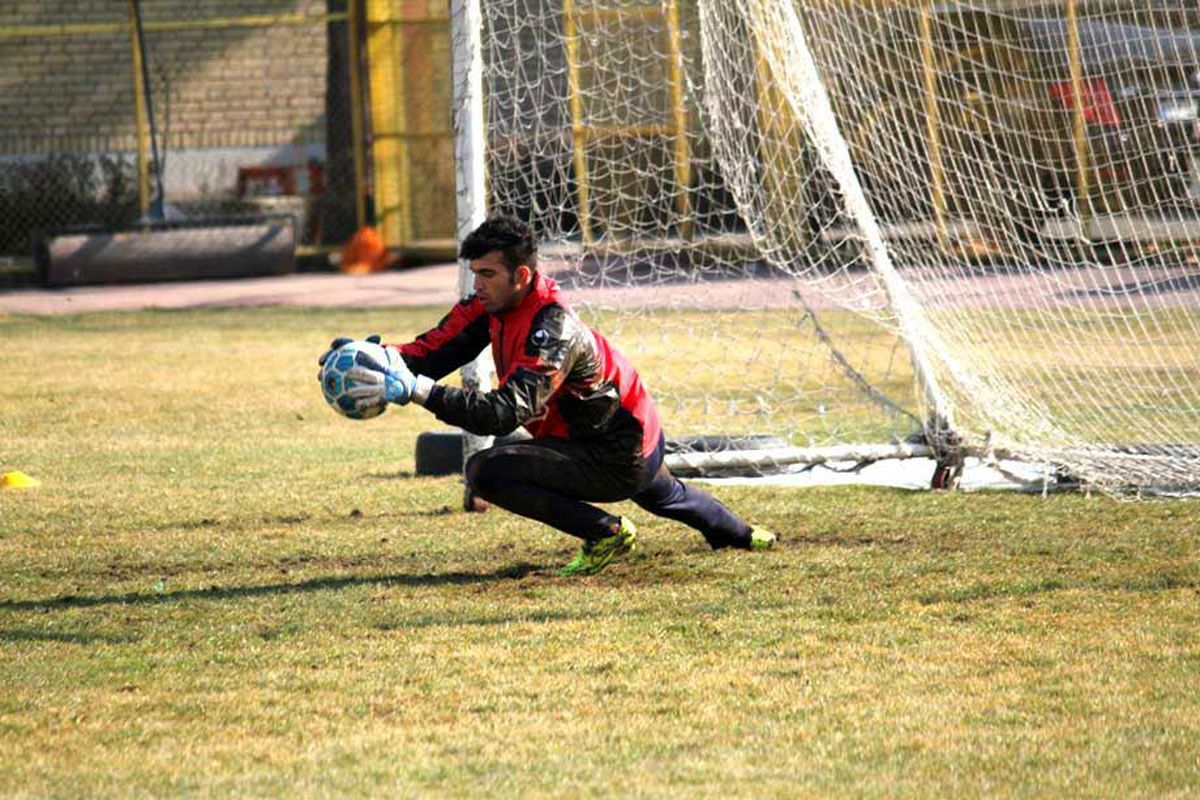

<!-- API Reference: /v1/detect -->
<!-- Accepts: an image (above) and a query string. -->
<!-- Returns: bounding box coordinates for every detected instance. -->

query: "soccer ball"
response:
[319,340,392,420]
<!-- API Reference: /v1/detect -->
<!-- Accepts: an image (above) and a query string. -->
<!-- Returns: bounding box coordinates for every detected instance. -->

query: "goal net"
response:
[462,0,1200,494]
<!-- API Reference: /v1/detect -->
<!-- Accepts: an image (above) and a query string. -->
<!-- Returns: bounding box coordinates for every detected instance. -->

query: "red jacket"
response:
[396,274,662,458]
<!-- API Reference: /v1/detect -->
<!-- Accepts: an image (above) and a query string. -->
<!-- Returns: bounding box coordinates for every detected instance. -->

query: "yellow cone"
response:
[1,471,41,489]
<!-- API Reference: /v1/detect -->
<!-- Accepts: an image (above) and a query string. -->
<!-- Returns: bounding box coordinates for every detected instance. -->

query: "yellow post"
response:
[563,0,594,246]
[347,0,367,228]
[919,1,948,253]
[366,0,412,246]
[127,0,151,218]
[664,0,692,239]
[1066,0,1090,226]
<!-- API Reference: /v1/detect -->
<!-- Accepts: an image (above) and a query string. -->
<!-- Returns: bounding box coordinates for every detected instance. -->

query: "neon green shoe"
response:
[559,517,639,576]
[749,526,777,551]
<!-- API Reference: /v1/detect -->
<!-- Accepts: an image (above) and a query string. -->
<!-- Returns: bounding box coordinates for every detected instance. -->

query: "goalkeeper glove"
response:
[345,347,419,406]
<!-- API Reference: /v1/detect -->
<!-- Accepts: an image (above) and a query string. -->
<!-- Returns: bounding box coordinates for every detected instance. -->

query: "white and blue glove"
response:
[345,349,418,406]
[318,334,433,409]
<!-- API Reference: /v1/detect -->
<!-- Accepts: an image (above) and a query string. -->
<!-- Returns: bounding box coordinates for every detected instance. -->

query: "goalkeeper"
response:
[321,215,775,576]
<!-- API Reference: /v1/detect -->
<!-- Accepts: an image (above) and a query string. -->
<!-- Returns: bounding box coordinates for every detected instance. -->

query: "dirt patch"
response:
[0,262,814,315]
[0,266,463,315]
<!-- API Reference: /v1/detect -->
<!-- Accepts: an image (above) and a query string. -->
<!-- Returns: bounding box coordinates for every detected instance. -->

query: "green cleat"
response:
[559,517,639,576]
[749,526,777,551]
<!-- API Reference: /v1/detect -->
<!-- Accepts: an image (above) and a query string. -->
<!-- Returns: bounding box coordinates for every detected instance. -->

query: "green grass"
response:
[925,305,1200,446]
[1,307,1199,797]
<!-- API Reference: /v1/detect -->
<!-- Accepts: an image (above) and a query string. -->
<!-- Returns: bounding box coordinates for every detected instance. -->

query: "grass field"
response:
[1,306,1199,797]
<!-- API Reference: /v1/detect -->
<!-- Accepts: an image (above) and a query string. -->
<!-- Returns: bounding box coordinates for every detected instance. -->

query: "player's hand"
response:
[345,347,417,406]
[317,334,383,367]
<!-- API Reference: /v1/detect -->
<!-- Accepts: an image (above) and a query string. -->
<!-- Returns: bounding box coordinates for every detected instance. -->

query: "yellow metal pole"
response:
[563,0,594,246]
[1066,0,1089,226]
[664,0,692,240]
[392,11,413,245]
[347,0,367,228]
[366,0,411,245]
[127,0,151,218]
[919,1,948,253]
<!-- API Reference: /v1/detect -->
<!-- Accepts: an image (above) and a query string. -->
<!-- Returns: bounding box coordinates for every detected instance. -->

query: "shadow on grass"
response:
[788,534,910,548]
[0,562,547,613]
[0,628,141,645]
[918,573,1197,605]
[376,607,636,630]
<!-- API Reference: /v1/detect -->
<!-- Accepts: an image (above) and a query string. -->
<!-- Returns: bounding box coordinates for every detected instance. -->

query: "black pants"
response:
[464,434,754,549]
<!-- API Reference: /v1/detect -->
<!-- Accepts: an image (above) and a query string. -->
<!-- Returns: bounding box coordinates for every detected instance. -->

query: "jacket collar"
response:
[495,272,558,320]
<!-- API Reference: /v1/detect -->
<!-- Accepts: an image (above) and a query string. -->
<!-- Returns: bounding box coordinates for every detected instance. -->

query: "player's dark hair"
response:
[459,214,537,275]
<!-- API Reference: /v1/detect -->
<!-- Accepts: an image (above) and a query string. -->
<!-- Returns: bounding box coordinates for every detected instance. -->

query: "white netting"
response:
[468,0,1200,493]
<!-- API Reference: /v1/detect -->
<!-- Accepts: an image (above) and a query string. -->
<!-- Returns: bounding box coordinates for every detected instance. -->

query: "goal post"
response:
[697,0,959,450]
[450,0,496,473]
[451,0,1200,495]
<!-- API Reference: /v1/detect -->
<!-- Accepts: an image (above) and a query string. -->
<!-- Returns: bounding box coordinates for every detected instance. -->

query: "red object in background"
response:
[236,165,297,197]
[236,162,327,198]
[1049,77,1121,126]
[339,225,390,274]
[306,160,325,195]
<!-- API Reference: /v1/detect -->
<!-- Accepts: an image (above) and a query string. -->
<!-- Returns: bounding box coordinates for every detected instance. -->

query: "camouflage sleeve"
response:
[422,304,575,436]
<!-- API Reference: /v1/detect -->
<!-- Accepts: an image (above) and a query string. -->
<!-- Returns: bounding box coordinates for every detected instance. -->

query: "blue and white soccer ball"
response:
[319,340,393,420]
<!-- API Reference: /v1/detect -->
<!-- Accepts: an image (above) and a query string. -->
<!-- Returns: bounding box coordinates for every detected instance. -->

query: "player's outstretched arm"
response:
[418,367,557,436]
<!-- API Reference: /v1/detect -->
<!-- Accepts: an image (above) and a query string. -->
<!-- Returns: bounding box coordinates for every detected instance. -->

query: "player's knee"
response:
[633,473,687,510]
[463,450,487,491]
[464,449,505,499]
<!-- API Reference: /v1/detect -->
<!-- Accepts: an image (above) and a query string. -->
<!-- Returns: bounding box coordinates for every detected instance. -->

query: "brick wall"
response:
[0,1,332,155]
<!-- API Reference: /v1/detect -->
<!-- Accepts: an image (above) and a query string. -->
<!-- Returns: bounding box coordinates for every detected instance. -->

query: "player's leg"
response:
[630,434,776,550]
[465,439,641,575]
[630,461,759,549]
[464,439,636,542]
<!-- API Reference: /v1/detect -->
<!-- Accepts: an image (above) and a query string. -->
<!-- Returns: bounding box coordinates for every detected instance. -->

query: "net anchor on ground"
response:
[927,415,964,491]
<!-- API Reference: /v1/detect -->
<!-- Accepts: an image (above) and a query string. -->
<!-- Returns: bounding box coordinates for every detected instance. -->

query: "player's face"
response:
[471,251,531,314]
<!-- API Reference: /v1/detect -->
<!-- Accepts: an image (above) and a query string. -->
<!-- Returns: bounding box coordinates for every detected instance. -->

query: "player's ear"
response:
[514,264,532,290]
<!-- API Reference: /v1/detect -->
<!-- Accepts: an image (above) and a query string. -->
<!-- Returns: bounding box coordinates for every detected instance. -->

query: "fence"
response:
[0,0,457,263]
[3,2,1200,268]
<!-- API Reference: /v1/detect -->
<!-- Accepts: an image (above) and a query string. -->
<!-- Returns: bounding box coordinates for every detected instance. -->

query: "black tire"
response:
[414,428,533,476]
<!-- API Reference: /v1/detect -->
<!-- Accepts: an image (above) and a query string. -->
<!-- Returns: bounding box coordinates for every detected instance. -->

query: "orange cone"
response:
[339,226,390,274]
